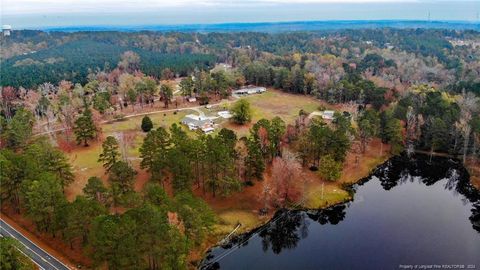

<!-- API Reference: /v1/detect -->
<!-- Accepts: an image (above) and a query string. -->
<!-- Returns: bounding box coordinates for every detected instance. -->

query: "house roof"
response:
[202,127,215,133]
[323,110,335,116]
[218,111,232,118]
[182,115,212,127]
[233,86,266,94]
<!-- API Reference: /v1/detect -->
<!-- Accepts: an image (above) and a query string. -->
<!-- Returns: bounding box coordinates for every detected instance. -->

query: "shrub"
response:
[231,99,252,125]
[141,116,153,132]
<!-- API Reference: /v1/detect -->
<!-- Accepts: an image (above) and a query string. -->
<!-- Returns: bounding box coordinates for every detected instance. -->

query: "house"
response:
[217,111,232,119]
[233,86,267,96]
[181,114,214,131]
[321,110,335,120]
[187,97,197,103]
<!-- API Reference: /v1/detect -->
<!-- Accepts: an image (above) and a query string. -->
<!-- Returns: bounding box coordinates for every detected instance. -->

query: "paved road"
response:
[0,219,70,270]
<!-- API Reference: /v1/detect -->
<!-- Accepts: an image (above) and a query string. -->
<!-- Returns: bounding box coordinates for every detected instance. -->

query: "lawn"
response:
[243,89,321,123]
[304,183,351,209]
[65,109,197,200]
[214,210,268,235]
[102,110,190,133]
[216,89,326,137]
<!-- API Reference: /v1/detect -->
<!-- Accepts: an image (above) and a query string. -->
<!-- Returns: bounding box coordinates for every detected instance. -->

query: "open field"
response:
[246,90,320,122]
[64,109,199,200]
[218,89,335,136]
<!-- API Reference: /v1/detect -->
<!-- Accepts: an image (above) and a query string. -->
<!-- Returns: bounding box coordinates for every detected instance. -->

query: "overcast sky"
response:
[2,0,479,28]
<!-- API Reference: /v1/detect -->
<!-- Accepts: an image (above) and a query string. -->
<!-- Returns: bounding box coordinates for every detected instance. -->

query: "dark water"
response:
[201,155,480,270]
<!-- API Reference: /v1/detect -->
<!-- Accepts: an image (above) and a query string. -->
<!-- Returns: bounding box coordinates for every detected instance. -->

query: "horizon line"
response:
[8,19,480,31]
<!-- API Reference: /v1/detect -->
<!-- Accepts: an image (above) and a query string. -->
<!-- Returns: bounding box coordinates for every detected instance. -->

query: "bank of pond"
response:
[201,154,480,270]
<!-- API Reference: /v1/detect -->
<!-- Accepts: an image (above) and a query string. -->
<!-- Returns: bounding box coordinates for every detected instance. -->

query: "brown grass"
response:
[465,159,480,190]
[339,139,390,184]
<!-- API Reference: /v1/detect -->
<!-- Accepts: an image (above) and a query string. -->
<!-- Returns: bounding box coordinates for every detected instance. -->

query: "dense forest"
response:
[0,39,215,88]
[1,29,480,94]
[1,28,479,269]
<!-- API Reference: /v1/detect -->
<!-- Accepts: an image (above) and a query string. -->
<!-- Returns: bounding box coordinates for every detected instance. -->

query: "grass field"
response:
[102,110,190,133]
[65,109,195,200]
[217,89,326,137]
[244,89,321,123]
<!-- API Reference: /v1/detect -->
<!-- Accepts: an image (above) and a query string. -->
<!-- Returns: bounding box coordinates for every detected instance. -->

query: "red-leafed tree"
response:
[271,150,303,208]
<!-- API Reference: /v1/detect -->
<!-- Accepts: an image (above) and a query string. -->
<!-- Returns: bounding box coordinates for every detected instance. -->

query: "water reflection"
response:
[372,155,480,233]
[201,154,480,269]
[259,211,308,254]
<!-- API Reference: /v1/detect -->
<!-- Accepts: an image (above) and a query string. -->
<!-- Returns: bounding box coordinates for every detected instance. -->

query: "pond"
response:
[201,155,480,270]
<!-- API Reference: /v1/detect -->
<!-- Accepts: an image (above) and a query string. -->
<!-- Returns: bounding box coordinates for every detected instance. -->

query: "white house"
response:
[181,114,214,132]
[321,110,335,120]
[217,111,233,119]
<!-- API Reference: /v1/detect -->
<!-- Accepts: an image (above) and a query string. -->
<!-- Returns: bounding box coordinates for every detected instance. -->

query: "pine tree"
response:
[64,196,107,247]
[98,136,121,171]
[25,139,74,193]
[173,192,215,245]
[245,137,265,180]
[269,117,286,158]
[83,176,109,205]
[140,128,171,185]
[358,109,380,153]
[319,155,342,181]
[23,172,67,235]
[74,106,96,146]
[108,161,137,194]
[4,108,34,150]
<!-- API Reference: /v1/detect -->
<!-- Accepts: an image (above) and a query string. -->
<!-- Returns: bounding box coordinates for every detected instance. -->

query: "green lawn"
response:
[214,210,268,235]
[102,110,190,133]
[303,184,351,209]
[242,90,320,123]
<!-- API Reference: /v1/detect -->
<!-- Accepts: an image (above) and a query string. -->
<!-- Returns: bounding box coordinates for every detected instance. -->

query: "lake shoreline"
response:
[199,153,480,269]
[197,146,393,268]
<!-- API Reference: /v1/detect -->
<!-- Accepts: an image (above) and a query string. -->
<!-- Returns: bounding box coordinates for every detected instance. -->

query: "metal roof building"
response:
[181,114,213,131]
